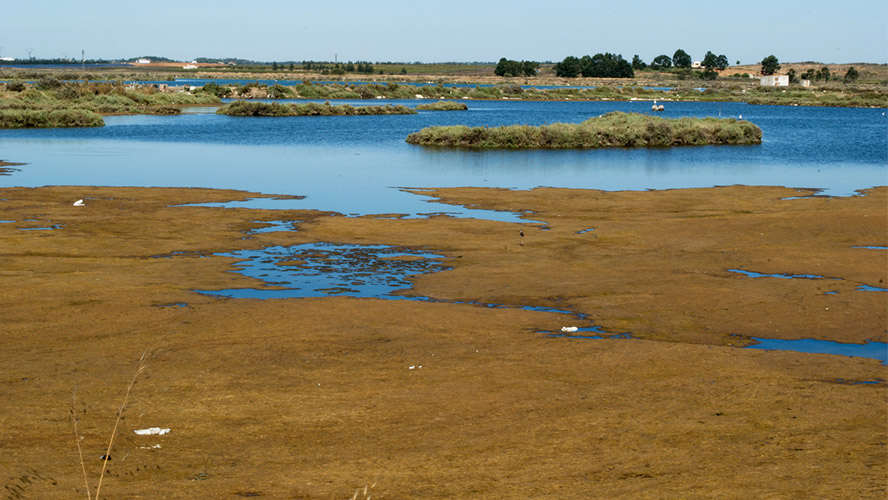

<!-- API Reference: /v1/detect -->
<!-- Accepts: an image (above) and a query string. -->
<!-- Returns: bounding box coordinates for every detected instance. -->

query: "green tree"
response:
[715,54,729,71]
[495,58,535,77]
[672,49,691,69]
[760,55,780,75]
[579,53,634,78]
[631,54,646,70]
[651,55,672,70]
[818,66,830,82]
[272,61,278,70]
[554,56,581,77]
[521,60,540,76]
[700,68,718,80]
[801,68,817,81]
[701,51,718,70]
[787,68,797,83]
[844,66,859,83]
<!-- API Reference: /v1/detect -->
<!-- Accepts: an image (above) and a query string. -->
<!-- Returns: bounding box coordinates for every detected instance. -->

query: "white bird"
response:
[561,326,579,333]
[73,199,85,206]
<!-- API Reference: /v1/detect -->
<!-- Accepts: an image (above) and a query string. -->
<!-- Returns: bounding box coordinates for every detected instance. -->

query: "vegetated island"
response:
[0,78,220,128]
[405,111,762,149]
[415,100,468,111]
[216,100,417,116]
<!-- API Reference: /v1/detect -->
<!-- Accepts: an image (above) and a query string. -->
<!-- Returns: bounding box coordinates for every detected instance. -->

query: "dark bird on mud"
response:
[519,230,524,237]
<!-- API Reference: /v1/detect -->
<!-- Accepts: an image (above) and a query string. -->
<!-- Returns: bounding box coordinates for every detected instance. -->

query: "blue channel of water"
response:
[1,100,885,219]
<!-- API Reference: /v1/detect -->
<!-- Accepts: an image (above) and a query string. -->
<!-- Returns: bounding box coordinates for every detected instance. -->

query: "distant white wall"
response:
[760,75,789,86]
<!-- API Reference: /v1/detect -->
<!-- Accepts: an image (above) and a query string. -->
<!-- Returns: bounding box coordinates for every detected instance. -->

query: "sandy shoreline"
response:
[1,184,884,498]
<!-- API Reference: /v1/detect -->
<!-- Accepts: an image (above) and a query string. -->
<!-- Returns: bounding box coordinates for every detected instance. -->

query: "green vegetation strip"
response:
[415,100,468,111]
[217,100,417,116]
[0,78,220,128]
[406,112,762,149]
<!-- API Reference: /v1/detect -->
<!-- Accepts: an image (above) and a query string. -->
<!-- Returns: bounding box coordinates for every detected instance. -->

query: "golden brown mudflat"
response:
[0,184,884,499]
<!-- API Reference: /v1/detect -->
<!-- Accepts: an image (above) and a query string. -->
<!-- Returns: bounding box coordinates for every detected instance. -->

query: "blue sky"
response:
[4,0,886,64]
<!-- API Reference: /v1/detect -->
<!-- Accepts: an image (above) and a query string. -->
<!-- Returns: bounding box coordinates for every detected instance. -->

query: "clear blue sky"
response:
[4,0,886,64]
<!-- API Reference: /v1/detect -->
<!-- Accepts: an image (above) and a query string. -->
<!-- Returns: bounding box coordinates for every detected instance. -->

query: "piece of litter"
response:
[409,365,415,370]
[561,326,579,333]
[133,427,170,436]
[73,199,85,206]
[137,444,162,449]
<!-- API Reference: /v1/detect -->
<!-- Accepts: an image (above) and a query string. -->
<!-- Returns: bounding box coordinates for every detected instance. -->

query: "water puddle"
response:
[246,220,300,234]
[198,243,448,299]
[728,269,827,280]
[746,338,887,364]
[852,246,887,250]
[576,228,595,234]
[729,268,885,292]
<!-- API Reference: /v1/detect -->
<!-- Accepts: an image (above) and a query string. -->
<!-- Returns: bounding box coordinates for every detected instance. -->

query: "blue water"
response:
[199,243,448,300]
[747,338,888,363]
[1,100,885,218]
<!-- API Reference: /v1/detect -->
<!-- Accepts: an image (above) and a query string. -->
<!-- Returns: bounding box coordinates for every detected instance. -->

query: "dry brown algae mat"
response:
[0,184,884,498]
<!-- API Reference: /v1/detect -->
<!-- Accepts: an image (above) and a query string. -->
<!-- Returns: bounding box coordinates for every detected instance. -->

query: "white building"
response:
[760,75,789,87]
[136,58,151,64]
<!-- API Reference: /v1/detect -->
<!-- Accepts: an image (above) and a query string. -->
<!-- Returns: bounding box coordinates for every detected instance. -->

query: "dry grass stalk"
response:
[70,352,149,500]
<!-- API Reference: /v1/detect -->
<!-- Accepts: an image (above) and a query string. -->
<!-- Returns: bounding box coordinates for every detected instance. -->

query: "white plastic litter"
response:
[73,199,85,206]
[561,326,579,333]
[134,427,171,436]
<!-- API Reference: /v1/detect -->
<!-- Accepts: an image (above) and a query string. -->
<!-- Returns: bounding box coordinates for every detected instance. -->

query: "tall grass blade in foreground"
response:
[71,352,149,500]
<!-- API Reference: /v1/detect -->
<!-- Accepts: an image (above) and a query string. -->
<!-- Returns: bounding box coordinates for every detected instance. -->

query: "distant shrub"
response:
[5,81,26,92]
[35,77,63,91]
[415,100,468,111]
[198,82,232,98]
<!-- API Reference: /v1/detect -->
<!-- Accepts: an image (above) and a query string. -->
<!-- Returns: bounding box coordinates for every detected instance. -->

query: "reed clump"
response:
[217,100,417,116]
[415,100,469,111]
[405,111,762,149]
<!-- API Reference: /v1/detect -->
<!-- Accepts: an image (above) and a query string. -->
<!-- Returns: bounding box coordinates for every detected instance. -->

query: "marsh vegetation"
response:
[405,111,762,149]
[217,100,417,116]
[0,78,220,128]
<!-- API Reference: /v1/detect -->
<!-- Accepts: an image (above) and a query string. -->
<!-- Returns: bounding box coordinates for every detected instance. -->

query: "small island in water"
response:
[217,100,417,116]
[406,111,762,149]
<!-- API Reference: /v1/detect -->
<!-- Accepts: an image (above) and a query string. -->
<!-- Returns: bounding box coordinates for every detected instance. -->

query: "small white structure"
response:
[0,56,14,62]
[691,61,702,69]
[800,79,811,87]
[760,75,789,87]
[183,64,198,69]
[136,58,151,64]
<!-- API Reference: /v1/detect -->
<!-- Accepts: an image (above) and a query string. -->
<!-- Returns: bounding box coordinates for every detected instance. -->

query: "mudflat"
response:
[1,184,884,498]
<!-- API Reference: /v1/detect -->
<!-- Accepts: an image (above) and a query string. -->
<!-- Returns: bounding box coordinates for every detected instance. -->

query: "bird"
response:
[73,199,85,206]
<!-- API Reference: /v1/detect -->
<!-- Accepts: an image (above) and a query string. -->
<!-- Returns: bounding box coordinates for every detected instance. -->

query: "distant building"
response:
[800,79,811,87]
[183,64,198,69]
[136,58,151,64]
[760,75,789,87]
[691,61,702,69]
[0,56,14,62]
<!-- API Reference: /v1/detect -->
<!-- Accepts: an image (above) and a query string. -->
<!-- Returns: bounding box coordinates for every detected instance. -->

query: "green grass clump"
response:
[217,100,418,116]
[0,109,104,128]
[415,100,469,111]
[405,111,762,149]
